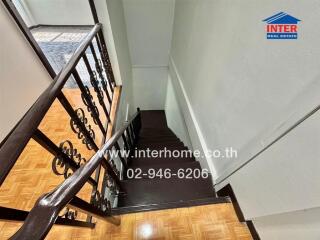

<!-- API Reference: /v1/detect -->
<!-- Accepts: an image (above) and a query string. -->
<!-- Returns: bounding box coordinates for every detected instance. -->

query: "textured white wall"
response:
[132,67,168,110]
[0,2,51,141]
[122,0,175,67]
[171,0,320,180]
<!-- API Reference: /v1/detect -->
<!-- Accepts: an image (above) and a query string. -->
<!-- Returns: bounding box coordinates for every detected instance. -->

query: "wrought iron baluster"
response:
[121,133,130,151]
[60,207,78,221]
[82,54,111,123]
[57,93,122,189]
[51,140,87,179]
[95,35,115,92]
[72,70,106,136]
[32,129,97,186]
[89,43,113,104]
[70,108,96,150]
[69,196,117,222]
[124,129,133,150]
[109,158,120,177]
[91,189,112,214]
[129,123,136,143]
[102,174,118,198]
[126,126,134,149]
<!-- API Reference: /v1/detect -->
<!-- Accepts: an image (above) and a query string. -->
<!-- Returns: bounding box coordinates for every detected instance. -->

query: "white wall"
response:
[171,0,320,180]
[23,0,93,26]
[165,75,192,148]
[101,0,134,125]
[217,105,320,239]
[122,0,175,67]
[122,0,175,112]
[227,106,320,218]
[132,67,168,110]
[171,0,320,238]
[13,0,36,27]
[0,2,52,141]
[253,208,320,240]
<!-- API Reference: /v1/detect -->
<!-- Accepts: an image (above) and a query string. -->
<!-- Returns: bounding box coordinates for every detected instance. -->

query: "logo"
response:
[263,12,301,40]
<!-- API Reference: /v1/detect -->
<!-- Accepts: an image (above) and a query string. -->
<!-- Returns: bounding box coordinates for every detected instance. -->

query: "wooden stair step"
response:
[118,176,215,207]
[135,145,188,151]
[138,137,180,143]
[112,197,229,215]
[129,156,195,168]
[139,132,176,138]
[136,142,184,149]
[140,110,168,128]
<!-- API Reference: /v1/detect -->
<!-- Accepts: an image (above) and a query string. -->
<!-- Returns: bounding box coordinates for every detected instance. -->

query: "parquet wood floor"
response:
[0,87,252,239]
[0,203,252,239]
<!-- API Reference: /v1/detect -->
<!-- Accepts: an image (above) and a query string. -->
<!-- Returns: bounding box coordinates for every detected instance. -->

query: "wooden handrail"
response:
[10,110,141,240]
[0,24,101,186]
[101,110,140,152]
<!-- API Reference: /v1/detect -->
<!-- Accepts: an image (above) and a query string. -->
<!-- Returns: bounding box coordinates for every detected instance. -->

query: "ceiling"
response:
[122,0,175,67]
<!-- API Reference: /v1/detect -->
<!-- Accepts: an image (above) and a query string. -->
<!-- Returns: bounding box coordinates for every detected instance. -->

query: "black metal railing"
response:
[10,110,141,240]
[0,24,115,185]
[0,23,140,238]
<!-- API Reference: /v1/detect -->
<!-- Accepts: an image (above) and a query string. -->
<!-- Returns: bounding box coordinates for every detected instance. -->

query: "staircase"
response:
[0,21,227,236]
[113,110,227,214]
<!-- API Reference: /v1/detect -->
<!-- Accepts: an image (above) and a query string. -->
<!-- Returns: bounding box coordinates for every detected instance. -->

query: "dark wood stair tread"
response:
[112,197,229,215]
[134,145,188,151]
[139,137,180,144]
[118,177,215,207]
[136,142,185,149]
[140,110,168,129]
[129,156,195,167]
[115,110,220,214]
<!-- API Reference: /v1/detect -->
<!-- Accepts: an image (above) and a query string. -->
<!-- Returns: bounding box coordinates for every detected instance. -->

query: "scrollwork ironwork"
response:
[109,159,120,177]
[52,140,87,179]
[90,71,105,106]
[95,59,112,103]
[104,174,117,193]
[91,189,111,215]
[81,86,100,125]
[70,108,95,150]
[100,48,115,87]
[60,207,78,220]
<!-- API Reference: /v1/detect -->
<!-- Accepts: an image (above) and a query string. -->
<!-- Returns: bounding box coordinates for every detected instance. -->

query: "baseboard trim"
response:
[217,184,260,240]
[169,57,217,179]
